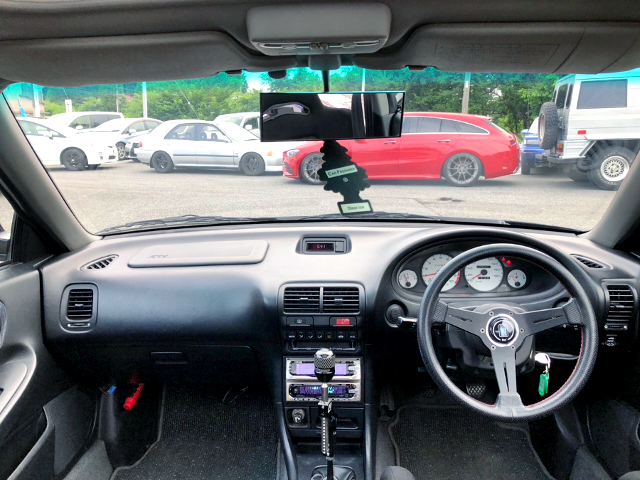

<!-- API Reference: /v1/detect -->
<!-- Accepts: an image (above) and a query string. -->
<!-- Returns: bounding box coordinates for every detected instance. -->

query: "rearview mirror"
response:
[260,91,404,142]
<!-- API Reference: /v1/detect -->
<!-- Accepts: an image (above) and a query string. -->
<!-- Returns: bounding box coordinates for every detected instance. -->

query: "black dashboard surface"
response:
[39,222,640,383]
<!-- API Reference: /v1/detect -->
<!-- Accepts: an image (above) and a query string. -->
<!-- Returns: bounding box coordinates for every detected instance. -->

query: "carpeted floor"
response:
[389,405,554,480]
[112,385,278,480]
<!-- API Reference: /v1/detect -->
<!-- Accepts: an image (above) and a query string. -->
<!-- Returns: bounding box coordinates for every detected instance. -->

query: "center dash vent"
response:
[82,255,118,270]
[572,254,608,269]
[323,287,360,314]
[283,287,321,313]
[605,284,636,323]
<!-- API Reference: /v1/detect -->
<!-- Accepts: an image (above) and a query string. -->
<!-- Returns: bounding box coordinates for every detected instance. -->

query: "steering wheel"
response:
[417,243,598,421]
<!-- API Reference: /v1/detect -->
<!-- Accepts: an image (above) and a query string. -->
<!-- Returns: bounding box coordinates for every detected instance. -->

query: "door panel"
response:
[195,124,236,166]
[165,124,198,165]
[399,117,459,178]
[0,263,76,479]
[347,138,399,178]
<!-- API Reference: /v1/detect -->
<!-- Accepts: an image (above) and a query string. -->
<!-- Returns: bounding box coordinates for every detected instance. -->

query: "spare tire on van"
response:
[538,102,560,150]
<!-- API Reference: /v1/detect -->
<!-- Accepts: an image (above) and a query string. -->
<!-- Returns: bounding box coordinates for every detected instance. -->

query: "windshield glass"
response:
[4,68,633,234]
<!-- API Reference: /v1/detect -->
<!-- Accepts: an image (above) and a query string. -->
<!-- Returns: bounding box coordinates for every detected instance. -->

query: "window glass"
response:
[109,114,121,120]
[128,121,146,133]
[440,119,458,133]
[244,117,259,130]
[402,117,418,134]
[577,80,628,109]
[565,84,573,108]
[454,121,487,134]
[145,120,161,130]
[416,117,441,133]
[69,115,90,129]
[89,114,109,128]
[165,124,196,140]
[555,84,568,108]
[197,124,223,141]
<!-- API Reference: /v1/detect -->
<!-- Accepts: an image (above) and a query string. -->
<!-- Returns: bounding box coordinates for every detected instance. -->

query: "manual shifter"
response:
[314,348,338,480]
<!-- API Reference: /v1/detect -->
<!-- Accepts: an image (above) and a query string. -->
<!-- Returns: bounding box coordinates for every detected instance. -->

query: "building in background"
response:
[4,84,44,118]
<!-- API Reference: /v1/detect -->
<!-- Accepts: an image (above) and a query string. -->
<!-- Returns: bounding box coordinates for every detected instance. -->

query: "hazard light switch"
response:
[331,317,355,326]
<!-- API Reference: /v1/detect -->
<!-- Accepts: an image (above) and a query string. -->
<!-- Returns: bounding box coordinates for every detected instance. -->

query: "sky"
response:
[245,72,266,91]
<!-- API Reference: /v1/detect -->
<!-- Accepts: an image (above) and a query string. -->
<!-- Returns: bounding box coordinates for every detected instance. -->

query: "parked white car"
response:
[87,117,162,159]
[48,111,123,130]
[136,120,296,175]
[538,69,640,189]
[17,118,118,170]
[214,112,260,137]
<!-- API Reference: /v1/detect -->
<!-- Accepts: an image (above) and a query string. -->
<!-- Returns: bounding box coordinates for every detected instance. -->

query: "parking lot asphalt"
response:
[1,161,617,235]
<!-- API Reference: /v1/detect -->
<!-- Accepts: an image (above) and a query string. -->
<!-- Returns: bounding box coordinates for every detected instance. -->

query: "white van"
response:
[48,111,123,130]
[537,69,640,189]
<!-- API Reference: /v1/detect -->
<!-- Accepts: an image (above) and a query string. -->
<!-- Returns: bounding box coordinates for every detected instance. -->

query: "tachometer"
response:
[422,254,460,292]
[464,257,504,292]
[507,269,527,289]
[398,270,418,289]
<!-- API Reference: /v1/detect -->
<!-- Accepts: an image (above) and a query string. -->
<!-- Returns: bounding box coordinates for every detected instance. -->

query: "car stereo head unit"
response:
[285,357,362,402]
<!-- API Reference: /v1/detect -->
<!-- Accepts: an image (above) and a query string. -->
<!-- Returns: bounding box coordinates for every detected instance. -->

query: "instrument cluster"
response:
[393,243,552,298]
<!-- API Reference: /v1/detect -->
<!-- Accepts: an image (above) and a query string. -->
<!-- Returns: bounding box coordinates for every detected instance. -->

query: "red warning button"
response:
[331,317,356,326]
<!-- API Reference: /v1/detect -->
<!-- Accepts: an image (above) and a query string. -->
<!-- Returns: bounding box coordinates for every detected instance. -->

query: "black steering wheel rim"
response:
[417,242,598,422]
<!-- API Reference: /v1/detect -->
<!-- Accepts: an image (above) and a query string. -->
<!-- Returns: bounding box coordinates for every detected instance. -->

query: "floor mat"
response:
[389,405,554,480]
[112,385,278,480]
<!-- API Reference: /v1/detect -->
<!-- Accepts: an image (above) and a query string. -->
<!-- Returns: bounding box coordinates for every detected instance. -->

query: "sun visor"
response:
[355,23,640,73]
[0,32,297,87]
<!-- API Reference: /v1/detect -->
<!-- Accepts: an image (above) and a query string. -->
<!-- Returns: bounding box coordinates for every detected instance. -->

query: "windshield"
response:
[4,68,632,234]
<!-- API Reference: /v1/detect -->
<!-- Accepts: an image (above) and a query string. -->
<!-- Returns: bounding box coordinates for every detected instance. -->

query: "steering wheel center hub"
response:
[486,314,519,347]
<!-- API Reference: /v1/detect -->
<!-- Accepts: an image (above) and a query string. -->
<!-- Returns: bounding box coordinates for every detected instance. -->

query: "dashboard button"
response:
[296,330,306,340]
[331,316,356,327]
[336,330,346,341]
[325,330,335,341]
[305,330,316,340]
[286,330,296,340]
[287,316,314,326]
[315,330,325,340]
[348,331,357,341]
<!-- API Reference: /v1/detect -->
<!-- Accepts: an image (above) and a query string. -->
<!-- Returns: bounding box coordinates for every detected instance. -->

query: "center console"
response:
[278,284,367,479]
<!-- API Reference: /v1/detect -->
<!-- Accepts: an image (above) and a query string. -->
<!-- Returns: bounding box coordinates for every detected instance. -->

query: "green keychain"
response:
[538,371,549,396]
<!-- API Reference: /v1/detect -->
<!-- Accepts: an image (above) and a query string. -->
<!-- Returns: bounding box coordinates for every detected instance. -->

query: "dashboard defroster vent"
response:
[605,284,636,323]
[82,255,118,270]
[323,287,360,314]
[283,287,321,313]
[572,254,608,269]
[67,289,94,320]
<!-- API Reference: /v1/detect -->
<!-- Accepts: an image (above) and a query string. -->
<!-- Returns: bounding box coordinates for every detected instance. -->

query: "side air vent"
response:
[605,284,636,323]
[82,255,118,270]
[323,287,360,314]
[61,284,98,329]
[572,254,608,269]
[283,287,321,313]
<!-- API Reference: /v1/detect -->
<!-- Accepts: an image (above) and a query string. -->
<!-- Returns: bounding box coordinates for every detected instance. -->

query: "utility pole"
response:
[115,84,119,113]
[32,84,40,118]
[142,82,148,118]
[361,69,366,91]
[462,73,471,114]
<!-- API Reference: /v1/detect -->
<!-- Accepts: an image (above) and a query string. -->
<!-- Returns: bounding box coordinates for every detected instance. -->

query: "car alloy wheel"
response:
[116,144,126,159]
[240,153,265,176]
[300,153,325,184]
[600,155,629,182]
[444,153,480,186]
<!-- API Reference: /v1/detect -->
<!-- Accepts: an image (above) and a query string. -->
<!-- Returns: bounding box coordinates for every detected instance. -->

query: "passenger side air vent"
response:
[605,284,636,323]
[61,284,98,329]
[283,287,321,313]
[322,287,360,314]
[572,254,608,269]
[82,255,118,270]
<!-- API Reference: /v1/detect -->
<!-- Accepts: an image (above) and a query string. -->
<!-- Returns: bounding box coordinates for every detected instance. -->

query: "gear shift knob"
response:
[314,348,335,383]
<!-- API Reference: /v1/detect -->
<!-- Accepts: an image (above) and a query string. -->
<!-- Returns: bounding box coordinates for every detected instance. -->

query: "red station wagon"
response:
[283,112,520,186]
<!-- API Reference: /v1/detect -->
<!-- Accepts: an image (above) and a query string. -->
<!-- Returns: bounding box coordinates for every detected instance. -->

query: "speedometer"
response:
[422,254,460,292]
[464,257,504,292]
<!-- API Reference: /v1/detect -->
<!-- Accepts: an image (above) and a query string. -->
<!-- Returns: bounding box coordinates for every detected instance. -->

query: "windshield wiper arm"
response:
[97,214,260,234]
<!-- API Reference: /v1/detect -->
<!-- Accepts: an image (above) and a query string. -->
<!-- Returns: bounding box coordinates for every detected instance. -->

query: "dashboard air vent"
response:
[322,287,360,314]
[83,255,118,270]
[605,284,635,323]
[572,254,607,269]
[283,287,321,313]
[67,289,94,320]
